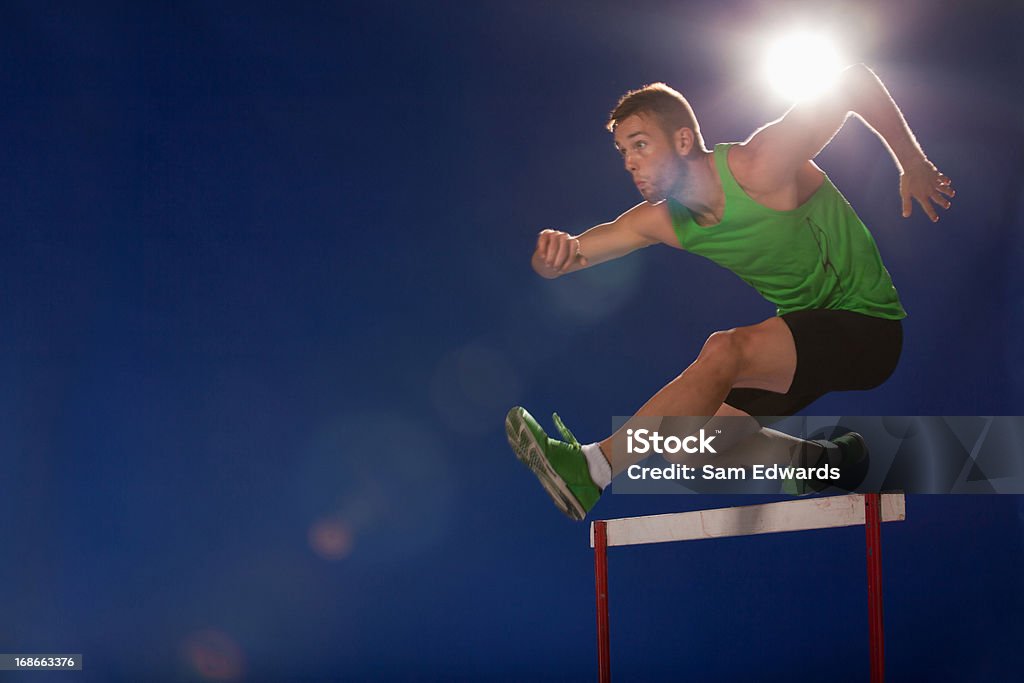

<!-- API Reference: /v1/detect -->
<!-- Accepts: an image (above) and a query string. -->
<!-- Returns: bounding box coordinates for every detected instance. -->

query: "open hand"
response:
[900,160,954,222]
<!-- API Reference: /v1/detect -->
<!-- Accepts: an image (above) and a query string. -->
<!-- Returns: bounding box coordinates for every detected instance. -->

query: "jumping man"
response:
[506,64,954,519]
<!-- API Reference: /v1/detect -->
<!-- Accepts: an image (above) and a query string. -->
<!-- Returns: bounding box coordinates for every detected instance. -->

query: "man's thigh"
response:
[724,309,904,422]
[778,309,903,395]
[728,316,798,394]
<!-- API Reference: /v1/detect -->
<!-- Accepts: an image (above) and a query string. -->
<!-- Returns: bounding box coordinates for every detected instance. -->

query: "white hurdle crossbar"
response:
[590,493,906,683]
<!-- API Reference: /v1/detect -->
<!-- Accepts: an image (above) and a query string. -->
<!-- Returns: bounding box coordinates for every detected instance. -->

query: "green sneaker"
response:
[782,432,870,496]
[505,406,602,520]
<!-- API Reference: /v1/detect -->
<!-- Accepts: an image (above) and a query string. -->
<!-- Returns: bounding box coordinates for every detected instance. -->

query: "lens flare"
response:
[308,515,355,560]
[182,628,245,682]
[763,30,844,101]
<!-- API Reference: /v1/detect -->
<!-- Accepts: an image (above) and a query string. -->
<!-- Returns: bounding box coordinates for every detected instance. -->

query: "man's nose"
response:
[624,153,638,172]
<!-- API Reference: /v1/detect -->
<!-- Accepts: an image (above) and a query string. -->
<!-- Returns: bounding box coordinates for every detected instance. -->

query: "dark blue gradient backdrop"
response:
[1,1,1022,681]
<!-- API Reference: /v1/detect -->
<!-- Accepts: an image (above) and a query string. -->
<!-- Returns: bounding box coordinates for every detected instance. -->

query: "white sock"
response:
[582,443,612,490]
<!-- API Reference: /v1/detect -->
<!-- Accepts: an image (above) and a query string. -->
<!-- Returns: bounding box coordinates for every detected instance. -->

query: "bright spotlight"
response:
[763,30,844,101]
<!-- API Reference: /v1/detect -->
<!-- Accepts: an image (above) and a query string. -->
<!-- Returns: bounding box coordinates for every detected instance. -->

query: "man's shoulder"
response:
[723,140,768,185]
[723,139,819,200]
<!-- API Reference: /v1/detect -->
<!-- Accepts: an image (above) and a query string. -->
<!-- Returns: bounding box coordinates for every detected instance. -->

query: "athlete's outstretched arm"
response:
[742,63,954,221]
[531,202,663,279]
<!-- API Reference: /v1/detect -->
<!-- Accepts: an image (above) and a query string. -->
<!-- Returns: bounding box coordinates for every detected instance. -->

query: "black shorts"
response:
[724,309,903,423]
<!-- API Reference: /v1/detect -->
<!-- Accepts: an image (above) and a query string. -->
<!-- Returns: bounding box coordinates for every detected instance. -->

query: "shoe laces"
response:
[551,413,580,448]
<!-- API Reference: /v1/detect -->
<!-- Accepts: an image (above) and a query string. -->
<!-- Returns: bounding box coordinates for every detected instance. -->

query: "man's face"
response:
[612,113,685,202]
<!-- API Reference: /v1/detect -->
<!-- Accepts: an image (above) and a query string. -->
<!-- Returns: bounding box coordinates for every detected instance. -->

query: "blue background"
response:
[1,1,1022,681]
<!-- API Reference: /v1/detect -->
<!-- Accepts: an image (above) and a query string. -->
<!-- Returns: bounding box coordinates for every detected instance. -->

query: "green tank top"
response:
[668,143,907,319]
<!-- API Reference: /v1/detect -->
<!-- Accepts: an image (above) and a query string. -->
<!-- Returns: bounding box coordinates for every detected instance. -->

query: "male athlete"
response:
[506,64,954,520]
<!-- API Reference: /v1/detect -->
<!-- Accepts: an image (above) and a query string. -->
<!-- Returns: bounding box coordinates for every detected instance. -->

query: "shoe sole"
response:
[787,432,871,496]
[835,432,870,492]
[846,433,868,459]
[505,408,586,521]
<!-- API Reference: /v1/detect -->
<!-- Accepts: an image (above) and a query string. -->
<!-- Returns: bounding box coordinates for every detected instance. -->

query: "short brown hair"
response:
[607,82,704,149]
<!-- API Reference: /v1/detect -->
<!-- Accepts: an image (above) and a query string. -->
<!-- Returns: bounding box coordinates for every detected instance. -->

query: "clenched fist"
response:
[532,229,589,278]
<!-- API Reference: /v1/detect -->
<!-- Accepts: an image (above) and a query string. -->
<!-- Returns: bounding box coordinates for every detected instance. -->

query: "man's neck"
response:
[672,151,724,226]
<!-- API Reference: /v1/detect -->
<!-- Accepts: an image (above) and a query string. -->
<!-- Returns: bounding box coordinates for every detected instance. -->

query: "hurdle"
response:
[590,492,905,683]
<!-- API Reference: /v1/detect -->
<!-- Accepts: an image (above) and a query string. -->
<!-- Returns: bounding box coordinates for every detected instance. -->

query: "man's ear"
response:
[674,127,695,156]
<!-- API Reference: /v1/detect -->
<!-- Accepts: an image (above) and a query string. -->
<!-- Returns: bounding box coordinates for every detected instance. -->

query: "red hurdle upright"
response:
[865,493,885,683]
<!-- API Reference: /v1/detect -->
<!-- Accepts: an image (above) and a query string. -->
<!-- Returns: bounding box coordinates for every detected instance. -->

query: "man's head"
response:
[608,83,705,202]
[607,83,704,150]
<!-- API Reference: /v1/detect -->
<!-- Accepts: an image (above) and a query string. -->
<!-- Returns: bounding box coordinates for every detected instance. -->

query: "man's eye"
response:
[635,141,647,150]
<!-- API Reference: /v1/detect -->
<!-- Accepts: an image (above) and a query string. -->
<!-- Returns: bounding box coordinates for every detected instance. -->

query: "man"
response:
[506,64,954,520]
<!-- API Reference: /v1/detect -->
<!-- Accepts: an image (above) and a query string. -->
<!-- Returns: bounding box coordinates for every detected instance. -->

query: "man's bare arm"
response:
[531,202,666,279]
[741,63,954,221]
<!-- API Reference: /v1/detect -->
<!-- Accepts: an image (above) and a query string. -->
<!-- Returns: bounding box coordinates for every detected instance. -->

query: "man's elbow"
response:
[836,62,874,86]
[835,63,877,108]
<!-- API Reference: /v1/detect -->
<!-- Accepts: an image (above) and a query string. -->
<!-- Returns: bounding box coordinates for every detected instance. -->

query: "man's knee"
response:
[697,329,748,374]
